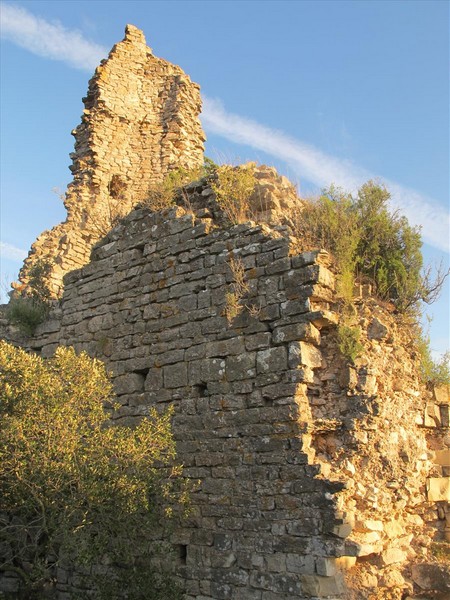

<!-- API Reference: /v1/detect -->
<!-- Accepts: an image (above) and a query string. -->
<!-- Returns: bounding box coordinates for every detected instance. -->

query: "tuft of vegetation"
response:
[337,323,364,364]
[224,256,250,324]
[0,341,188,599]
[7,259,53,335]
[211,163,256,225]
[144,164,206,211]
[430,541,450,563]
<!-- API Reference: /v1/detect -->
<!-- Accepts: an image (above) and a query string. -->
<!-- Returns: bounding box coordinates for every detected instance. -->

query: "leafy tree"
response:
[0,342,187,599]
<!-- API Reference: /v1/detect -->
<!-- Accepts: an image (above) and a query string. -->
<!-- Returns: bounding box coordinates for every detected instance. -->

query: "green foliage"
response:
[6,260,53,335]
[417,332,450,386]
[211,164,256,224]
[0,342,188,599]
[337,323,364,364]
[430,541,450,563]
[203,156,219,178]
[6,296,49,336]
[298,181,443,312]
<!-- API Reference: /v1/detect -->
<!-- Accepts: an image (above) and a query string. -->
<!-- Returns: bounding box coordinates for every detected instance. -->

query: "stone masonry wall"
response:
[17,204,447,600]
[16,25,205,297]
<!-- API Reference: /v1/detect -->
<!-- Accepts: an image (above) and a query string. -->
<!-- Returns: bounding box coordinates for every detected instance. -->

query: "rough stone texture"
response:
[2,26,449,600]
[3,202,446,599]
[16,25,205,297]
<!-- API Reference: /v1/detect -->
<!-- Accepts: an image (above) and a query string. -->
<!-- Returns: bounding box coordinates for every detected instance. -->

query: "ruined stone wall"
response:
[14,201,448,600]
[16,25,205,297]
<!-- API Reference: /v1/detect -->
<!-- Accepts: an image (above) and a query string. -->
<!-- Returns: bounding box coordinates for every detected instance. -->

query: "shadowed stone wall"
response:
[19,203,447,600]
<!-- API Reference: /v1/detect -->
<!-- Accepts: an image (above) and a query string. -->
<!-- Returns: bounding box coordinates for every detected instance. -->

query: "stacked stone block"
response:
[31,207,359,598]
[16,25,205,297]
[22,202,447,599]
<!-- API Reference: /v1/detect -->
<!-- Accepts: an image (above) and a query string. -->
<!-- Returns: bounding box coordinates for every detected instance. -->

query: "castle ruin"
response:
[2,25,449,600]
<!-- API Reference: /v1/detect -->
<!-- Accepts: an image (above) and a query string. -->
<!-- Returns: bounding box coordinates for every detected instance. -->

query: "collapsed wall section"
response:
[24,207,447,599]
[16,25,205,297]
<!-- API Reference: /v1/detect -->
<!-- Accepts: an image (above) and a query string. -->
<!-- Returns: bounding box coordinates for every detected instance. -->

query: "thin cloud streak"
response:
[2,3,448,253]
[202,97,450,254]
[0,242,27,262]
[0,3,107,71]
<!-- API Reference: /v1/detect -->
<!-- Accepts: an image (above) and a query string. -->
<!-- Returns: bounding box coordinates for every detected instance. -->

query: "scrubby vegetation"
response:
[0,342,188,599]
[6,260,53,335]
[296,181,439,311]
[294,181,449,370]
[210,163,256,224]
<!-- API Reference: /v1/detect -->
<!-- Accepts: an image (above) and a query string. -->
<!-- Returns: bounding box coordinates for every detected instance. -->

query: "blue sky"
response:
[1,0,449,355]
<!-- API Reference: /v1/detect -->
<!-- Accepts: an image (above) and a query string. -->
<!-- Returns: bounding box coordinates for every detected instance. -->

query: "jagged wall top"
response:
[16,25,205,296]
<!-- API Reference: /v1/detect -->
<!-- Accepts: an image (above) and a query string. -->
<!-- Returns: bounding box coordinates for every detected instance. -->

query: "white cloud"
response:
[1,4,448,254]
[0,2,107,71]
[201,97,450,254]
[0,241,27,262]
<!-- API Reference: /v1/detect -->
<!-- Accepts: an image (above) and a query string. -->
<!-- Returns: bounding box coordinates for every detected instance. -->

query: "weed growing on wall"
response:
[337,323,364,364]
[145,165,206,211]
[224,256,250,324]
[0,342,189,598]
[211,164,256,224]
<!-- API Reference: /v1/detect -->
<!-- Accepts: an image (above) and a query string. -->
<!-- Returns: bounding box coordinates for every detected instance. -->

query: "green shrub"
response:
[337,324,364,364]
[0,342,188,598]
[297,181,447,312]
[417,332,450,386]
[145,164,206,211]
[6,296,49,335]
[6,259,53,335]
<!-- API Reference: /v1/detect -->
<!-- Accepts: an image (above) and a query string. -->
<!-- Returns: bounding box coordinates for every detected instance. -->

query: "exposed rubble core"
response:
[15,25,205,297]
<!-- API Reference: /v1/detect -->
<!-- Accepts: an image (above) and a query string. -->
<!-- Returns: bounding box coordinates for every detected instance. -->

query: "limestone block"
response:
[367,317,389,340]
[424,403,441,427]
[300,574,344,597]
[381,548,407,566]
[114,372,145,395]
[434,449,450,466]
[434,383,450,404]
[316,556,356,576]
[256,347,287,374]
[288,342,322,370]
[426,477,450,501]
[332,523,353,538]
[272,322,320,345]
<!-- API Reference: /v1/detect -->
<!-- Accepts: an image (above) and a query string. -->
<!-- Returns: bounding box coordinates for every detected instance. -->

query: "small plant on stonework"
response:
[6,259,53,335]
[145,165,205,211]
[337,323,364,364]
[211,163,256,224]
[224,256,250,324]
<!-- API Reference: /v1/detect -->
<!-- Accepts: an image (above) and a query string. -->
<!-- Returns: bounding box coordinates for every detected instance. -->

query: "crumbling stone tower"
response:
[16,24,205,296]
